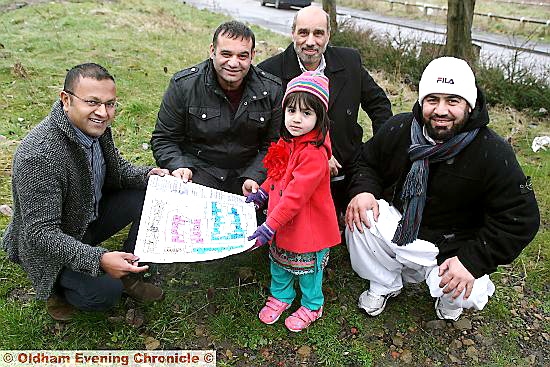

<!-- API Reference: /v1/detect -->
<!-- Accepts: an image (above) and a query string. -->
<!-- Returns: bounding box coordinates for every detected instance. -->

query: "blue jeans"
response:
[56,189,145,311]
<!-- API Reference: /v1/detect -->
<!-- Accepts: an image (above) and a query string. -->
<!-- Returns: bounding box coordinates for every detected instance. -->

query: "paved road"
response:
[183,0,549,78]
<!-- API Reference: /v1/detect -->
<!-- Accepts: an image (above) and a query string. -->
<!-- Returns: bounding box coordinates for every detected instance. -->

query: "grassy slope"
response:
[0,0,548,365]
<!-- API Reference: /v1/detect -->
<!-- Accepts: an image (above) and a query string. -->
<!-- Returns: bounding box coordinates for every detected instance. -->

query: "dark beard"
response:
[424,109,469,142]
[425,122,462,142]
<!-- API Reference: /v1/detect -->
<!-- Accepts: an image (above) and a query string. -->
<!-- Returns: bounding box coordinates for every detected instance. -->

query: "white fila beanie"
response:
[418,57,477,109]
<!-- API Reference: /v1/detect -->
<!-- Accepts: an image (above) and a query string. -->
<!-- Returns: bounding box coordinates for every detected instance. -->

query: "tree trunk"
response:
[322,0,338,34]
[445,0,476,62]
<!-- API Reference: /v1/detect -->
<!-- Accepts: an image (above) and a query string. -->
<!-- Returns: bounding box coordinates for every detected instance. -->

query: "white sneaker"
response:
[434,297,463,321]
[358,289,401,316]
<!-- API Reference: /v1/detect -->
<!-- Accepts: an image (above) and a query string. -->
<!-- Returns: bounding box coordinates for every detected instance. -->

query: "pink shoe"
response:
[284,305,323,332]
[258,296,291,325]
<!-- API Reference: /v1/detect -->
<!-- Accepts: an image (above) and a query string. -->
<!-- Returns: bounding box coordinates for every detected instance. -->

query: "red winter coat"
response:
[262,131,341,253]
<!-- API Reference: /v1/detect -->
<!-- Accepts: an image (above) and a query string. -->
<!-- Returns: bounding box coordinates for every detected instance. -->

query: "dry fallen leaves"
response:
[144,336,160,350]
[125,308,144,328]
[0,204,13,217]
[12,61,27,78]
[297,345,312,359]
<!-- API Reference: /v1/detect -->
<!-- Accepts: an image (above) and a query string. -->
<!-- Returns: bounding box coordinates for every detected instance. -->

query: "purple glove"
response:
[247,223,275,248]
[245,187,268,210]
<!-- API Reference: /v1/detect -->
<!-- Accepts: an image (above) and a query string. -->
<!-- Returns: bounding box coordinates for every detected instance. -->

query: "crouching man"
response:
[345,57,539,321]
[2,63,167,321]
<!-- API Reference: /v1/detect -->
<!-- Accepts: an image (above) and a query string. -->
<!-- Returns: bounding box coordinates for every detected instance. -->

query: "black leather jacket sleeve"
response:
[152,76,198,172]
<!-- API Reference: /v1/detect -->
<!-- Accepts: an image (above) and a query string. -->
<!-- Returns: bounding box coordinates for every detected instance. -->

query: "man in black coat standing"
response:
[258,6,392,217]
[345,57,540,321]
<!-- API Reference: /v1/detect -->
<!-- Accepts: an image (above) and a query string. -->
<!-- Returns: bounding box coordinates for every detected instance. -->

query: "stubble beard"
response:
[294,41,326,69]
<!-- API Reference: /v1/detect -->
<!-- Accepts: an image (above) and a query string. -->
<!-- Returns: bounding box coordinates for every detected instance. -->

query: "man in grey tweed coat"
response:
[2,63,168,321]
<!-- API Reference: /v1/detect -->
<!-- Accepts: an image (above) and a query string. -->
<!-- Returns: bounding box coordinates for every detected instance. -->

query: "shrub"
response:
[477,62,550,111]
[331,20,432,83]
[331,21,550,112]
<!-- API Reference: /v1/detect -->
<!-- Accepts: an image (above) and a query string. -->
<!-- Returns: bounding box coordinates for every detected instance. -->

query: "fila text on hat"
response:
[418,57,477,109]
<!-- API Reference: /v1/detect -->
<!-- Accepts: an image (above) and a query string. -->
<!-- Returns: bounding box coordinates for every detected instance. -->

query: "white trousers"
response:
[346,200,495,311]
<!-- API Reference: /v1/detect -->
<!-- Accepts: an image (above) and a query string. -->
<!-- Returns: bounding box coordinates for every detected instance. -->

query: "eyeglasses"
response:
[64,90,118,110]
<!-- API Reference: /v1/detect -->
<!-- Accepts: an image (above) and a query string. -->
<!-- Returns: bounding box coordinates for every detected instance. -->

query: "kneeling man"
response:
[345,57,539,321]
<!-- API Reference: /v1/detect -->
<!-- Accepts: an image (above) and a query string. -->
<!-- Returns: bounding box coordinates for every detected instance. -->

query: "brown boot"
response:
[46,295,78,321]
[121,274,164,303]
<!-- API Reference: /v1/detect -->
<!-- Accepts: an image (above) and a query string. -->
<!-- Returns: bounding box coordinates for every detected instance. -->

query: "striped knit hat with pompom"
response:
[283,71,330,111]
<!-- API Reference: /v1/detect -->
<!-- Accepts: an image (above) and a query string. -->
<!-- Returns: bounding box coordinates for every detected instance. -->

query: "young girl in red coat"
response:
[246,71,341,332]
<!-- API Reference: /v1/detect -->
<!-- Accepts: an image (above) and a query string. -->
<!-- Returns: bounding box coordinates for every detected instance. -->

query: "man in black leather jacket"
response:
[151,21,283,196]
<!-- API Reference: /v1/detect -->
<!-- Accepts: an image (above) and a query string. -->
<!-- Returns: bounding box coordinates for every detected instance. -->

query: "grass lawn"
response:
[0,0,549,366]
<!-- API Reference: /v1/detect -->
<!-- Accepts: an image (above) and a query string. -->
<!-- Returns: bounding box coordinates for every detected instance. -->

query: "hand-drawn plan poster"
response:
[135,175,257,263]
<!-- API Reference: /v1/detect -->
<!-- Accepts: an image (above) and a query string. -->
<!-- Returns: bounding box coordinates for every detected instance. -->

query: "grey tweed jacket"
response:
[2,100,151,300]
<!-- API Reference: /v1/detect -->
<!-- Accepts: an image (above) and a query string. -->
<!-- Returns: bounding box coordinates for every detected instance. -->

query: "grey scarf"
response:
[392,118,479,245]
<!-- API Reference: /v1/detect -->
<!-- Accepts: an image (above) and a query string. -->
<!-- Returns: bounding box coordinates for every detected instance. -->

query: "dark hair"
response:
[281,91,330,147]
[63,63,114,92]
[212,20,255,51]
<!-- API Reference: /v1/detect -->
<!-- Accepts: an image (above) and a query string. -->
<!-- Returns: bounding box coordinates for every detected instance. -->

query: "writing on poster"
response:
[135,176,257,263]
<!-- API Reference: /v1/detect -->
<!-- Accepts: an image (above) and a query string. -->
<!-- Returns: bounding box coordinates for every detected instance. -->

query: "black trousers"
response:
[330,176,350,220]
[57,189,145,311]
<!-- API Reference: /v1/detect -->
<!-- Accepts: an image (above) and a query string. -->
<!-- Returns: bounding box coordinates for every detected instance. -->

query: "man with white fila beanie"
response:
[344,57,539,321]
